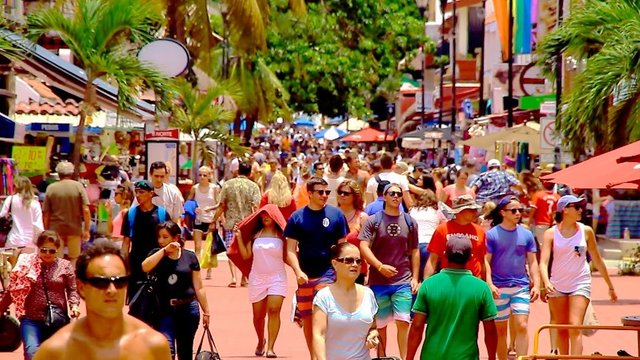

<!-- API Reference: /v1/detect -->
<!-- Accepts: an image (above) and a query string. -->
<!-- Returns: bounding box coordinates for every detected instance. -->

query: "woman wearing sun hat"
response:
[539,195,617,356]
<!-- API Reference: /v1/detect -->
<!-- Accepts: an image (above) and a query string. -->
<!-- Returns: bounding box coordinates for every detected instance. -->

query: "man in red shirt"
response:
[424,195,487,279]
[528,180,560,252]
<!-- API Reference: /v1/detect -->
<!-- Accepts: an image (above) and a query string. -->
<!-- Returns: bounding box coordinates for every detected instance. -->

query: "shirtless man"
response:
[34,241,170,360]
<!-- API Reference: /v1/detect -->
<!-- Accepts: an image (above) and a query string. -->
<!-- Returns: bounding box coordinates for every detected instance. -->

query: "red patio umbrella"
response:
[542,140,640,189]
[339,127,396,142]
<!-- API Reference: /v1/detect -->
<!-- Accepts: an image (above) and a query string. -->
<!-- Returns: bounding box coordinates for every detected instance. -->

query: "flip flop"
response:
[266,351,277,358]
[228,282,237,288]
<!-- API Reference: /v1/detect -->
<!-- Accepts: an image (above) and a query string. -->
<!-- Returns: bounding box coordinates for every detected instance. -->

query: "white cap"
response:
[487,159,501,168]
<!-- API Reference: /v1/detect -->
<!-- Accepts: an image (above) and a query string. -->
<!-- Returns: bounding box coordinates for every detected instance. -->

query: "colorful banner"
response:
[514,0,533,54]
[12,146,48,174]
[492,0,510,61]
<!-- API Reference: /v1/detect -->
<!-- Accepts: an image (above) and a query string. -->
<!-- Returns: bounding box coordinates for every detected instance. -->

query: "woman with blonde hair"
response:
[0,177,44,251]
[409,190,445,280]
[260,171,297,220]
[337,179,369,284]
[187,165,220,259]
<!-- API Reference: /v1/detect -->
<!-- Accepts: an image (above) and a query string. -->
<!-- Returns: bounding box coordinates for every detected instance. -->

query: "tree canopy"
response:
[537,0,640,155]
[264,0,430,118]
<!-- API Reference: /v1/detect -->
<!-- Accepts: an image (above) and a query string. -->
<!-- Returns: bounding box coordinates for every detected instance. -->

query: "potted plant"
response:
[456,55,477,81]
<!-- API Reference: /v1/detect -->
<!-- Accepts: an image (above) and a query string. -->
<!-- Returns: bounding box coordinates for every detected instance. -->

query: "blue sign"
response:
[29,123,71,132]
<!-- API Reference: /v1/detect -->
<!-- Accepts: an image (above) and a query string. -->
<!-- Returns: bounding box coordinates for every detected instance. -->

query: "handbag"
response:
[0,196,13,247]
[128,273,161,328]
[42,267,70,329]
[211,230,227,255]
[195,325,221,360]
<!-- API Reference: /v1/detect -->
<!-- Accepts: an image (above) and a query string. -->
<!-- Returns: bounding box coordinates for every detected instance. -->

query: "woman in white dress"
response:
[0,177,44,252]
[312,242,379,360]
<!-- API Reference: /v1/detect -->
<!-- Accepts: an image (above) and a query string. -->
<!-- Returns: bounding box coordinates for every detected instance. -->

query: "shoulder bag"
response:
[128,272,161,328]
[0,195,13,247]
[42,266,70,329]
[195,325,221,360]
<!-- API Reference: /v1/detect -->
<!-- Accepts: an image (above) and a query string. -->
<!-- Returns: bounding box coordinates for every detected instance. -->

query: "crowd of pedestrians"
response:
[1,132,622,360]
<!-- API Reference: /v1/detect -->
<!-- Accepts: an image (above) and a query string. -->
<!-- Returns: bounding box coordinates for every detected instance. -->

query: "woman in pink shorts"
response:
[234,204,288,358]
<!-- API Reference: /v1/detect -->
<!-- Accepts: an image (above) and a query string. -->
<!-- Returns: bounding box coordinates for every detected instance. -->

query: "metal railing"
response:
[517,324,640,360]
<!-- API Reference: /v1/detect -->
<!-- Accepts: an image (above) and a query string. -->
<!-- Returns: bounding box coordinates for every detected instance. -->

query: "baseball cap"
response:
[414,162,428,171]
[445,234,472,264]
[488,159,501,168]
[556,195,586,212]
[134,180,154,192]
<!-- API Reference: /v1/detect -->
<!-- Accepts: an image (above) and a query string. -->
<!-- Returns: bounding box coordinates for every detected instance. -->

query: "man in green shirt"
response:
[407,234,498,360]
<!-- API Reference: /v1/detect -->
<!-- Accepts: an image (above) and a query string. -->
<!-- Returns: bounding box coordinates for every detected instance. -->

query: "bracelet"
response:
[377,264,383,271]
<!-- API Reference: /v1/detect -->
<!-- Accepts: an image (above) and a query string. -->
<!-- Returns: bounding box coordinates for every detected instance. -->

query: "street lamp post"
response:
[417,1,428,128]
[220,2,229,79]
[478,0,487,116]
[438,0,447,129]
[451,0,457,134]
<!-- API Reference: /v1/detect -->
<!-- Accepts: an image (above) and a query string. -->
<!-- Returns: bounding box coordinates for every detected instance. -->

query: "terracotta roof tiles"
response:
[16,98,81,116]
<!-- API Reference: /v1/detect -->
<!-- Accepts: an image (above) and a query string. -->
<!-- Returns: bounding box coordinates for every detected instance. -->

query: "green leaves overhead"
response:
[537,0,640,155]
[265,0,429,117]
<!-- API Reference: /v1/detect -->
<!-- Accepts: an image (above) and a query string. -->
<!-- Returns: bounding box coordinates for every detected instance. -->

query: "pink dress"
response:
[248,237,287,303]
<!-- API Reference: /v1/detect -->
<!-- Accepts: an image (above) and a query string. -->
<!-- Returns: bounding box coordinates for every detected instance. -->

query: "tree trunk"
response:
[232,112,242,137]
[72,81,96,179]
[243,114,256,146]
[192,138,199,180]
[166,0,186,43]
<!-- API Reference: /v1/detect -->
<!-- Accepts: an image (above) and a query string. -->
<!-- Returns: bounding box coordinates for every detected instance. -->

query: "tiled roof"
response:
[16,98,81,116]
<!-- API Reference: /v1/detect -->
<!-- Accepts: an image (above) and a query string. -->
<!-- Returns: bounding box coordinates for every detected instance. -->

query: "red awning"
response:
[340,127,396,143]
[542,141,640,189]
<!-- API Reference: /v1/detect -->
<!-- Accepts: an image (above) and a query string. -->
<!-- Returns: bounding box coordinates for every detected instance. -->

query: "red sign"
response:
[145,128,179,140]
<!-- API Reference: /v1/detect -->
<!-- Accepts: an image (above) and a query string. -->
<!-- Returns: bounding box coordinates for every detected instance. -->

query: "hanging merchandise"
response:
[0,158,16,196]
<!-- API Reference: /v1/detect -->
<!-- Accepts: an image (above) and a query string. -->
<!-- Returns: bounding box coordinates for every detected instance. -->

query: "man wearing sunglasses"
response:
[34,241,171,360]
[485,196,540,360]
[359,183,419,360]
[284,176,349,357]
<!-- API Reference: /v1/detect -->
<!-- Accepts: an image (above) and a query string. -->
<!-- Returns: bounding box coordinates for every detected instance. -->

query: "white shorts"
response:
[494,286,530,321]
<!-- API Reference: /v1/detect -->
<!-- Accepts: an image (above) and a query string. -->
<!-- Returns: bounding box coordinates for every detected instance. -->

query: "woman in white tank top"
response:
[187,166,220,265]
[539,195,617,356]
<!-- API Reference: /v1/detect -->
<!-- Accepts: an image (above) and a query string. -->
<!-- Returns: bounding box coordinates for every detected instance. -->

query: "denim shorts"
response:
[547,285,591,300]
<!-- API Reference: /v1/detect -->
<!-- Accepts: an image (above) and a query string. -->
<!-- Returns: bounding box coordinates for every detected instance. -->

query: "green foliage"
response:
[265,0,430,117]
[536,0,640,155]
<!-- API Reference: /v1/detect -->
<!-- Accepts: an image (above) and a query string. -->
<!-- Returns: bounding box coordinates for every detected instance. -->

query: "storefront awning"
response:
[0,112,26,143]
[1,30,155,121]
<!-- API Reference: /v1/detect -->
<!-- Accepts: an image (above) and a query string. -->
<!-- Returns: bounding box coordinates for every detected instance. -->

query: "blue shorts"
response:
[370,283,412,328]
[494,286,530,321]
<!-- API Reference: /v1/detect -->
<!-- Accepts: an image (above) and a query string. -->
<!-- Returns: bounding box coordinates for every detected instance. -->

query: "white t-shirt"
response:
[0,195,44,248]
[365,171,410,196]
[313,286,378,360]
[409,207,444,244]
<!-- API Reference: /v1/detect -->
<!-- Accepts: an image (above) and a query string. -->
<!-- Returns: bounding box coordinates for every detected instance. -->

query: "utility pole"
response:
[507,0,514,127]
[556,0,564,118]
[451,0,457,133]
[478,0,487,116]
[438,0,447,128]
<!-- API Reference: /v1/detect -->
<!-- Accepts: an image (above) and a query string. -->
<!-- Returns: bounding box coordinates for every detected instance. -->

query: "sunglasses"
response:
[335,257,362,266]
[313,189,331,196]
[39,247,57,255]
[84,275,130,290]
[505,208,525,214]
[385,191,403,198]
[337,190,353,196]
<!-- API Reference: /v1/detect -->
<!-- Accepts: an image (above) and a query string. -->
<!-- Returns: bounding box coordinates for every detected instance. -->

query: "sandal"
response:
[266,350,277,358]
[228,282,237,288]
[255,343,265,356]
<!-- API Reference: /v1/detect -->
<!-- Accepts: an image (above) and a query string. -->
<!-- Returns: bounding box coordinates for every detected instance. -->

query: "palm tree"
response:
[27,0,168,177]
[170,78,247,177]
[229,54,290,142]
[537,0,640,155]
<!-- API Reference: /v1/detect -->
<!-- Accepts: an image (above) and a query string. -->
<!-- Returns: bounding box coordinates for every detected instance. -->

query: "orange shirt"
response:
[530,190,560,226]
[428,221,486,278]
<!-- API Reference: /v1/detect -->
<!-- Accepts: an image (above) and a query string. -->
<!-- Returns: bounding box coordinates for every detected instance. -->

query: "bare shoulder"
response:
[33,325,74,360]
[127,316,171,356]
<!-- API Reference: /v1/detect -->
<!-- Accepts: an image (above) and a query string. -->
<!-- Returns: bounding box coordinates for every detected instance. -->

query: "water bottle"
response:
[623,227,631,240]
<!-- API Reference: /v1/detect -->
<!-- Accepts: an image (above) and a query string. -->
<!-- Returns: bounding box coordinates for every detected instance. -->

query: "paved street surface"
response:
[3,251,639,359]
